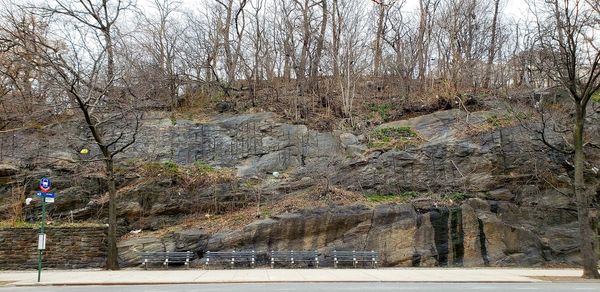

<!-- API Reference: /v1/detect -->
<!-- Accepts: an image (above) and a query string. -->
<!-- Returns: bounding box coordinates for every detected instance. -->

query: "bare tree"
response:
[531,0,600,278]
[371,0,394,77]
[292,0,312,95]
[137,0,182,110]
[483,0,501,89]
[307,0,327,92]
[214,0,248,88]
[331,0,341,79]
[335,0,369,120]
[416,0,439,84]
[30,0,139,270]
[0,7,51,131]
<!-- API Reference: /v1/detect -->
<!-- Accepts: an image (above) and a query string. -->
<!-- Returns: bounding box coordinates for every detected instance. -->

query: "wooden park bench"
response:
[333,250,378,268]
[270,250,319,268]
[204,250,256,268]
[140,251,194,269]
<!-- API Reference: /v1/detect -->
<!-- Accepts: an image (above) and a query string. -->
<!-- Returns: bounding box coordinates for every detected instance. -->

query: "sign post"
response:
[37,178,51,283]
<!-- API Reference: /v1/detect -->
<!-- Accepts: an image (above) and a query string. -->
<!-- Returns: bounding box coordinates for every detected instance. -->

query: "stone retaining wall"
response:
[0,227,107,269]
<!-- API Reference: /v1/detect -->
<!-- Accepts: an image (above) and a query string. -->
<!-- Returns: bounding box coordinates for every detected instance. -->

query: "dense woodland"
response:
[0,0,597,130]
[0,0,598,277]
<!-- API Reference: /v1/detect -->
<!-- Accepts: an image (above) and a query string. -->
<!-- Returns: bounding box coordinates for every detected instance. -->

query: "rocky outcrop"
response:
[334,110,572,196]
[2,109,598,268]
[119,198,580,268]
[128,112,343,177]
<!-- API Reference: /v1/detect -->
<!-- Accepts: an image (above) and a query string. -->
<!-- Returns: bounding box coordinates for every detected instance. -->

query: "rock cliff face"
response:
[118,199,579,268]
[1,108,598,268]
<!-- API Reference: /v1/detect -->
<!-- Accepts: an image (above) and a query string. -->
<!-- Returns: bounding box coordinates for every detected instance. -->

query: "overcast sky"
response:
[163,0,532,22]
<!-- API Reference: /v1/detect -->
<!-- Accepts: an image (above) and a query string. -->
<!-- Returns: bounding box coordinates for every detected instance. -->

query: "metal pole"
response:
[37,194,46,282]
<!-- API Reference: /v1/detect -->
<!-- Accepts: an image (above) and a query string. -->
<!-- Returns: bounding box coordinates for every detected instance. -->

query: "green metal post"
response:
[37,195,46,282]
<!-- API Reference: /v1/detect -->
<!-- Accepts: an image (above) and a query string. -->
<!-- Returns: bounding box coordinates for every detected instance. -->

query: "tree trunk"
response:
[103,27,120,271]
[373,1,385,77]
[483,0,500,89]
[331,0,340,79]
[574,106,600,279]
[105,158,119,270]
[296,0,311,95]
[283,38,291,82]
[223,1,234,84]
[105,31,115,91]
[416,0,427,82]
[308,0,327,92]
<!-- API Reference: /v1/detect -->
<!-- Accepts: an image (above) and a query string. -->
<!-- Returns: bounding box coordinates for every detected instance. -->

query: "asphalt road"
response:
[1,283,599,292]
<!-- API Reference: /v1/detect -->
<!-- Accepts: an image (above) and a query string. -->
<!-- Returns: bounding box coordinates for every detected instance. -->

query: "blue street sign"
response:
[36,192,55,198]
[40,178,51,192]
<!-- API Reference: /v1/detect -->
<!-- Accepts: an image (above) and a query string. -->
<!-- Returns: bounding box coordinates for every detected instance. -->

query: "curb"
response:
[9,280,544,287]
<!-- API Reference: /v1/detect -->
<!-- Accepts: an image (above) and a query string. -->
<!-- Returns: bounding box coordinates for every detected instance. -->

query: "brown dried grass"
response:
[124,185,368,240]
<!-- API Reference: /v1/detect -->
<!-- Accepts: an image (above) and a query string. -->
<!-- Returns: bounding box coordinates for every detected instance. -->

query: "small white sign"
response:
[45,197,54,203]
[38,234,46,250]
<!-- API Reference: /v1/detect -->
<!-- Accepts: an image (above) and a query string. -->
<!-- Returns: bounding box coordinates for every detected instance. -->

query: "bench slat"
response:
[205,250,256,268]
[140,251,194,270]
[270,250,319,268]
[333,250,378,268]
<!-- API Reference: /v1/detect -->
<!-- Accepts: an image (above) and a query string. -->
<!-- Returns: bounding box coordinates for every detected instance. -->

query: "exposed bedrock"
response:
[119,198,580,268]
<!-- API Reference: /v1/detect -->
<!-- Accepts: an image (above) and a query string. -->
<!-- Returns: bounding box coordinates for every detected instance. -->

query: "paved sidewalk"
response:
[0,268,587,286]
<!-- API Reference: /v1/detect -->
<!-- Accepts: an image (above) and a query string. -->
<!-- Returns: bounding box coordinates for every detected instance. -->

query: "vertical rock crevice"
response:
[362,208,377,250]
[431,208,450,266]
[412,210,424,267]
[450,208,464,266]
[477,218,490,266]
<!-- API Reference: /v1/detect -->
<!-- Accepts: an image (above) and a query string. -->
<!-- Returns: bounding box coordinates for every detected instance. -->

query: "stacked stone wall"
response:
[0,227,107,269]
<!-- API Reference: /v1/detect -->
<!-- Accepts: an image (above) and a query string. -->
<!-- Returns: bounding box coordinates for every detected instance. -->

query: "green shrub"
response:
[592,91,600,103]
[372,127,417,139]
[142,161,180,176]
[485,114,519,128]
[194,160,215,173]
[368,103,392,122]
[261,208,272,218]
[211,90,226,102]
[163,160,179,172]
[485,115,504,127]
[444,192,466,202]
[368,126,420,149]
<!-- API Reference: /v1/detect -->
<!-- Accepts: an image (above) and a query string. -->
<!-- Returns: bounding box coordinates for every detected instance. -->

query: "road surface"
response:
[1,283,599,292]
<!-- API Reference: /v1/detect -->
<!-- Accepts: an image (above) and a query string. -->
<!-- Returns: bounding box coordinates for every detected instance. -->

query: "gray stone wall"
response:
[0,227,107,269]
